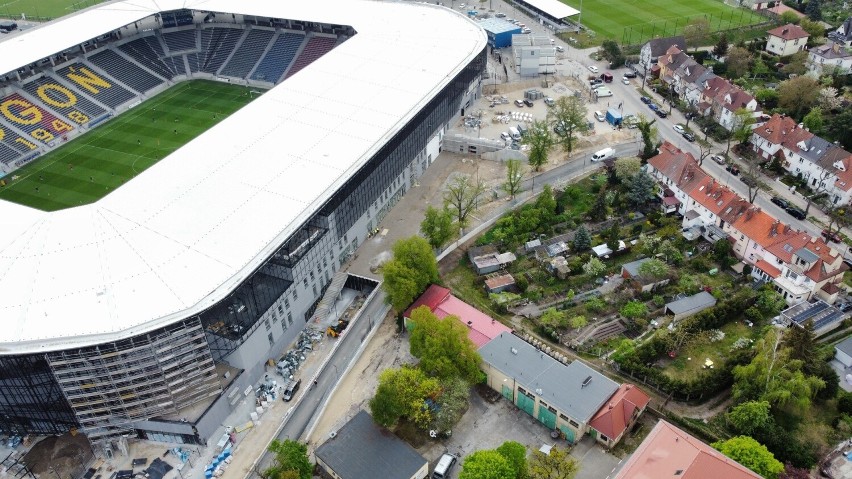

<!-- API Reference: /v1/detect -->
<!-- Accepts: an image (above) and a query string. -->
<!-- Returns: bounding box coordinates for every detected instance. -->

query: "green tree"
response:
[590,189,608,221]
[536,184,557,220]
[825,110,852,149]
[804,0,821,20]
[712,436,784,479]
[727,400,774,436]
[444,174,486,231]
[369,365,441,428]
[600,40,625,67]
[731,107,756,147]
[779,76,820,120]
[573,225,591,251]
[636,115,657,159]
[408,306,482,382]
[614,157,641,181]
[606,220,620,252]
[582,256,606,277]
[548,96,589,155]
[682,17,710,51]
[713,238,735,268]
[496,441,528,479]
[659,239,683,265]
[725,46,752,78]
[460,450,515,479]
[781,51,808,76]
[420,206,455,251]
[637,258,669,279]
[626,171,655,208]
[785,319,819,374]
[569,315,588,329]
[756,287,786,318]
[799,17,825,38]
[751,58,771,80]
[527,447,579,479]
[620,301,648,319]
[802,107,823,135]
[539,307,568,330]
[755,89,780,109]
[382,236,439,312]
[523,120,555,171]
[433,376,472,433]
[713,32,729,57]
[264,439,312,479]
[779,10,801,24]
[503,159,526,199]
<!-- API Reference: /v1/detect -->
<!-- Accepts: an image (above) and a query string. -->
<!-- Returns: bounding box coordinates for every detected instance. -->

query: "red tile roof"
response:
[754,259,782,278]
[766,4,805,18]
[614,420,763,479]
[767,23,810,41]
[648,142,707,196]
[692,177,740,215]
[731,209,796,249]
[589,384,650,441]
[405,284,511,349]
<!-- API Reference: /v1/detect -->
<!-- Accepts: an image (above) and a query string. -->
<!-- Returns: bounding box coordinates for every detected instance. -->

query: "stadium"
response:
[0,0,486,453]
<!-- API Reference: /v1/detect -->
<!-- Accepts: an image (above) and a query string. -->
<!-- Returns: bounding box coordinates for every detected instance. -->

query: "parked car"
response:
[673,124,685,134]
[682,132,695,142]
[495,12,506,17]
[822,229,842,243]
[283,379,301,402]
[523,99,534,107]
[594,110,606,121]
[655,109,667,118]
[647,103,658,111]
[514,99,524,107]
[544,97,555,106]
[590,78,603,86]
[711,154,725,165]
[786,206,806,220]
[588,65,599,73]
[770,196,789,209]
[726,164,740,175]
[555,45,564,52]
[600,72,613,82]
[623,71,637,78]
[595,88,613,97]
[640,96,652,104]
[622,77,630,84]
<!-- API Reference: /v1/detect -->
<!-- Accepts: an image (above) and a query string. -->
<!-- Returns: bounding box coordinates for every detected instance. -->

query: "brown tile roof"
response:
[589,384,650,441]
[692,177,740,215]
[767,23,810,41]
[754,259,782,278]
[753,114,799,145]
[613,420,763,479]
[765,232,811,263]
[767,4,806,18]
[647,142,707,195]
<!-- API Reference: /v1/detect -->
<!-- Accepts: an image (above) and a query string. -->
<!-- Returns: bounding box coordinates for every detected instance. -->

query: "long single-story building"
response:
[665,291,717,321]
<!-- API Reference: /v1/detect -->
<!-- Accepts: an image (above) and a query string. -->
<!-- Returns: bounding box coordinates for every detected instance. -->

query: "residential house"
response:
[638,36,686,73]
[588,384,650,448]
[315,410,429,479]
[613,420,763,479]
[479,332,623,444]
[403,285,512,348]
[751,114,852,205]
[647,142,847,305]
[468,245,517,274]
[665,291,717,321]
[700,76,760,131]
[808,41,852,74]
[765,24,810,56]
[620,258,670,292]
[828,16,852,47]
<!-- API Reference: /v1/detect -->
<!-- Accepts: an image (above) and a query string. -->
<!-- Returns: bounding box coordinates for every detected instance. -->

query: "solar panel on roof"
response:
[792,302,827,323]
[812,311,843,331]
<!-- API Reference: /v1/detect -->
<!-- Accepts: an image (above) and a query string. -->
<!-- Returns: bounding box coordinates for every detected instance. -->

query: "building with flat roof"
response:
[478,17,522,48]
[480,332,619,443]
[315,410,428,479]
[665,291,717,321]
[0,0,486,452]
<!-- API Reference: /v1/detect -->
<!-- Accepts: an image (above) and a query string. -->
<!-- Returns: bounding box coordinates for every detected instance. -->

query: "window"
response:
[277,304,284,316]
[599,433,609,442]
[293,289,298,300]
[559,413,569,421]
[281,320,287,332]
[267,333,274,347]
[312,284,318,296]
[284,298,290,309]
[287,311,293,324]
[303,278,308,288]
[569,420,579,427]
[309,271,315,281]
[265,319,271,331]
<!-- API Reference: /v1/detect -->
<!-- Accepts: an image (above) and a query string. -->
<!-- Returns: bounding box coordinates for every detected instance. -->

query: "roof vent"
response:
[467,321,473,328]
[582,376,593,388]
[608,403,614,410]
[511,347,518,355]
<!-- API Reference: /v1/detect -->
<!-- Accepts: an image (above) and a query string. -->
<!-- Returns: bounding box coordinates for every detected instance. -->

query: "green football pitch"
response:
[562,0,765,46]
[0,80,257,211]
[0,0,104,20]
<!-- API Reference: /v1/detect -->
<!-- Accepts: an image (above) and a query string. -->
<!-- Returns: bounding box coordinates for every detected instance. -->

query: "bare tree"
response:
[803,168,833,216]
[444,174,485,232]
[740,159,762,203]
[696,138,713,166]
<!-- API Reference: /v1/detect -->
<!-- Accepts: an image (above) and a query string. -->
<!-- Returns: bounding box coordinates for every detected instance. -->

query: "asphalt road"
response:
[250,290,388,474]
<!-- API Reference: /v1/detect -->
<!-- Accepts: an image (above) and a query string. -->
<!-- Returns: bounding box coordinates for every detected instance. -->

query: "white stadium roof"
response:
[519,0,580,19]
[0,0,486,353]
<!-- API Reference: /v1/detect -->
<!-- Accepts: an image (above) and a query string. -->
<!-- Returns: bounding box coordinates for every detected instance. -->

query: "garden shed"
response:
[835,336,852,368]
[485,273,516,293]
[664,291,717,321]
[469,245,517,275]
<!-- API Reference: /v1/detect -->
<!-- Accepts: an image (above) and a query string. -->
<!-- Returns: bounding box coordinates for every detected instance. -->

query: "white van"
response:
[509,126,521,141]
[591,147,615,162]
[433,453,457,479]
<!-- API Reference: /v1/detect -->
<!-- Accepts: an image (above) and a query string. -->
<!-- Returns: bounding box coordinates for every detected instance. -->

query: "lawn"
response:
[561,0,765,46]
[0,0,104,20]
[662,320,755,381]
[0,80,256,211]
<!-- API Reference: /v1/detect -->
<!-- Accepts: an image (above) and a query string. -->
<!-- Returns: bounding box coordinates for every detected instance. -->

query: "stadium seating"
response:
[0,143,21,166]
[0,93,74,142]
[52,65,137,110]
[22,76,107,122]
[250,32,304,83]
[88,49,165,93]
[163,29,197,53]
[200,28,245,74]
[163,56,187,77]
[219,29,274,79]
[118,37,176,80]
[284,36,337,79]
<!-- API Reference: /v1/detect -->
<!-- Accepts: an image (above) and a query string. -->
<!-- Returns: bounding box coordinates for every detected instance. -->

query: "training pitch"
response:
[0,80,257,211]
[562,0,765,46]
[0,0,105,20]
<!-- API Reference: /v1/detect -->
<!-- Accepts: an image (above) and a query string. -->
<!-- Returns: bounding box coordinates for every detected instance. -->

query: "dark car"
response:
[655,109,668,118]
[647,103,658,111]
[786,206,806,220]
[624,71,637,79]
[770,196,789,209]
[523,99,534,107]
[822,229,842,243]
[283,379,301,402]
[640,96,652,104]
[726,164,740,175]
[682,132,696,142]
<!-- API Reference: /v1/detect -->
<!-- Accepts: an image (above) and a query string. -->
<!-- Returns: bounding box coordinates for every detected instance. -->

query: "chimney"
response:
[833,43,841,54]
[782,28,788,35]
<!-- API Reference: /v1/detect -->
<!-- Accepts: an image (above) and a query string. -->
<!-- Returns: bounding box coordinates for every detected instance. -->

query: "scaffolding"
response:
[46,318,221,445]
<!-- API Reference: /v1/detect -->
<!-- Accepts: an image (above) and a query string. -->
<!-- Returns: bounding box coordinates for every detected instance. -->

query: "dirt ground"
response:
[23,433,93,477]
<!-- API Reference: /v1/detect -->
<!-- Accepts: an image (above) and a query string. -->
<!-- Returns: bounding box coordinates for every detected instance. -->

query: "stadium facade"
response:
[0,0,486,450]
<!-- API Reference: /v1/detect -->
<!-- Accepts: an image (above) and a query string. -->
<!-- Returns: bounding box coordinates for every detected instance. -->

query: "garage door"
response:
[501,384,513,402]
[559,425,576,443]
[537,406,556,429]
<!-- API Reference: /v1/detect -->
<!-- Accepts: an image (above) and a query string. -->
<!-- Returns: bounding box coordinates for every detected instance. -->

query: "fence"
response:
[619,9,772,49]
